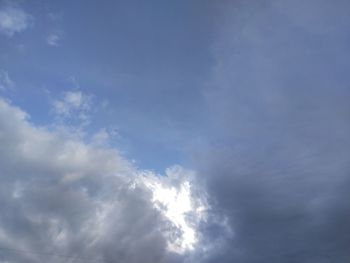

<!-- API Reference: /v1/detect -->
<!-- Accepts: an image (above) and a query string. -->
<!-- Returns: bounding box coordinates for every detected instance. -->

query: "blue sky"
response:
[1,0,217,171]
[1,1,350,263]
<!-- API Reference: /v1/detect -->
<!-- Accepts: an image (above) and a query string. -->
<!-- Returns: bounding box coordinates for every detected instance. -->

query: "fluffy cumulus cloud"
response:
[198,0,350,262]
[0,2,33,37]
[0,98,209,263]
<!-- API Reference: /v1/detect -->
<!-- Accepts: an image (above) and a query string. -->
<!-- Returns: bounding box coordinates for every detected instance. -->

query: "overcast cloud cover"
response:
[1,0,350,262]
[200,1,350,262]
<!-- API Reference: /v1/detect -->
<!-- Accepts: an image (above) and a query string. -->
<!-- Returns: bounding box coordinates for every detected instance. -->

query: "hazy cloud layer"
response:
[199,1,350,262]
[0,98,207,263]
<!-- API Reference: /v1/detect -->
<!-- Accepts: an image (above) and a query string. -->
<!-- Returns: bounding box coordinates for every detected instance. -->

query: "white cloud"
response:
[0,97,208,262]
[52,90,92,126]
[0,4,33,37]
[0,70,14,90]
[46,33,61,46]
[139,166,207,253]
[45,12,64,46]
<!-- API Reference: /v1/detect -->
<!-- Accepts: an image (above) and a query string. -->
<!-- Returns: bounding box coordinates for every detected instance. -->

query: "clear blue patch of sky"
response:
[0,0,220,172]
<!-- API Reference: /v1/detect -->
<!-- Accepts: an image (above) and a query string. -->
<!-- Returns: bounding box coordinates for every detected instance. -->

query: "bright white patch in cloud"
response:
[140,167,208,253]
[0,70,14,90]
[0,4,33,37]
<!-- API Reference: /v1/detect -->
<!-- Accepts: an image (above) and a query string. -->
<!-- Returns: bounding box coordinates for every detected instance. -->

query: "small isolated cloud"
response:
[0,4,33,37]
[0,70,14,90]
[52,90,92,126]
[46,33,61,46]
[47,12,63,22]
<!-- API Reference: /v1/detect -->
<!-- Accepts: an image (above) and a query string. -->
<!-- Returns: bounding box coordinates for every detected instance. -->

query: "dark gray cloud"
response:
[197,1,350,262]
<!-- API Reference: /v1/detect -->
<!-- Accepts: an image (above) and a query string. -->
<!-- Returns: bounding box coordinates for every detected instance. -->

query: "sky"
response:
[0,0,350,262]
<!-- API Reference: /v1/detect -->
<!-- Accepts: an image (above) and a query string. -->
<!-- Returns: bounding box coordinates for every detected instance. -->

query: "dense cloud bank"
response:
[0,98,211,263]
[199,0,350,262]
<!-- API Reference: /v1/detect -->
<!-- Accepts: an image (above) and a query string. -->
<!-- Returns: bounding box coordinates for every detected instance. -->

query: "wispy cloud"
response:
[46,27,64,46]
[0,69,14,90]
[52,90,93,126]
[0,3,33,37]
[47,12,63,22]
[46,33,61,46]
[45,11,64,46]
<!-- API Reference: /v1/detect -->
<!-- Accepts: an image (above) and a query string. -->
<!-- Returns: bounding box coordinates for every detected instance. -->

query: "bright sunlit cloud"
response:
[139,167,208,253]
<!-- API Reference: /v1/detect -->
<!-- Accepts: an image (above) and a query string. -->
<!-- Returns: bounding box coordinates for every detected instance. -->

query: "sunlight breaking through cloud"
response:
[139,167,208,254]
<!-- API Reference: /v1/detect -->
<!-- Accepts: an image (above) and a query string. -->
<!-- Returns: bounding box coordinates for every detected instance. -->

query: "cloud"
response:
[0,70,14,90]
[197,1,350,262]
[139,166,207,254]
[52,90,93,126]
[46,33,61,46]
[0,3,33,37]
[45,11,64,47]
[47,12,63,22]
[0,97,208,263]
